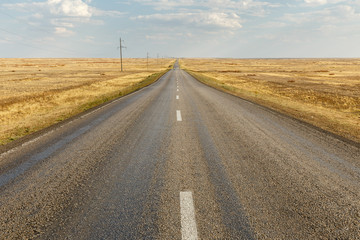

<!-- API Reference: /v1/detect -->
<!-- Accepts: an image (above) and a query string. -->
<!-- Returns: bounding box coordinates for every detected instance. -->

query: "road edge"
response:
[183,69,360,148]
[0,66,174,154]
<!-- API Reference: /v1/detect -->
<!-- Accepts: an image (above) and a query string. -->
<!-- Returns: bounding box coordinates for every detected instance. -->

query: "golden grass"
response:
[180,58,360,143]
[0,58,174,145]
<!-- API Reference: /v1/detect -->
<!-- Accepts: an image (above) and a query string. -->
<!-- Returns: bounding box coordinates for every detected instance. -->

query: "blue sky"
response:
[1,0,360,58]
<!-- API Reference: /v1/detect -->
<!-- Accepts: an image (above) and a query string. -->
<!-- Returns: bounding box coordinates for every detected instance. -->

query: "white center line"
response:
[176,95,179,100]
[180,191,198,240]
[177,89,179,92]
[177,110,182,121]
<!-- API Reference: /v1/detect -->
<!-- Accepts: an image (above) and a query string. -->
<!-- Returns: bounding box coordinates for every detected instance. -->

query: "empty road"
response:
[0,62,359,239]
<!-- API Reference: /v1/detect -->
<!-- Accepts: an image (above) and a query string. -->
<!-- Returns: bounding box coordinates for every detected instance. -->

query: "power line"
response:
[0,26,24,39]
[0,10,56,36]
[0,10,87,56]
[0,26,86,56]
[0,27,48,52]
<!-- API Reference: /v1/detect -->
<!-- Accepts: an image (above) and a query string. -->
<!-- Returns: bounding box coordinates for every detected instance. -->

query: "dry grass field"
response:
[0,58,174,145]
[180,58,360,143]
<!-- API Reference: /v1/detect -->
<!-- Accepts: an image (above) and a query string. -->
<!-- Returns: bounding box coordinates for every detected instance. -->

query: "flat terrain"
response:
[181,58,360,142]
[0,58,174,145]
[0,62,359,239]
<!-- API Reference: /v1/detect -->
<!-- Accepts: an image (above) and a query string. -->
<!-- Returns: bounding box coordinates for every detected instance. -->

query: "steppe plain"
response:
[1,58,359,145]
[181,58,360,143]
[0,58,174,145]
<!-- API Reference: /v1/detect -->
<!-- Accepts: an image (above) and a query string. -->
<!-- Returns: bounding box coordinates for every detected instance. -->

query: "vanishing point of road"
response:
[0,61,359,239]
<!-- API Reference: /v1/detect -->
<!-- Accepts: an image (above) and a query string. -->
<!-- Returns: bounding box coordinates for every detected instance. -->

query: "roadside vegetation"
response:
[0,58,174,145]
[180,58,360,143]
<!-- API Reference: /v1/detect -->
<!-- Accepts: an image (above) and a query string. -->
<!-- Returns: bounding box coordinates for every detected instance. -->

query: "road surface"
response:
[0,61,359,239]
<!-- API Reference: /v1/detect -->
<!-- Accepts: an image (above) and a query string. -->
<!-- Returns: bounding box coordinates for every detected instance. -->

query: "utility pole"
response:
[119,38,126,72]
[147,52,149,70]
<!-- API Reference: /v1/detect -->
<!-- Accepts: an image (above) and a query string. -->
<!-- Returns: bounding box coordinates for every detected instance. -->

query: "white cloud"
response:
[3,0,122,18]
[0,36,13,44]
[2,0,360,58]
[51,19,75,28]
[135,0,195,10]
[304,0,327,5]
[32,13,44,19]
[256,34,276,40]
[83,35,95,42]
[136,12,242,29]
[336,4,358,17]
[146,34,174,41]
[1,0,121,40]
[273,2,360,46]
[2,0,94,21]
[54,27,74,36]
[258,21,287,28]
[283,4,360,25]
[3,2,46,12]
[48,0,92,17]
[92,9,125,17]
[135,0,279,17]
[135,0,277,10]
[303,0,348,5]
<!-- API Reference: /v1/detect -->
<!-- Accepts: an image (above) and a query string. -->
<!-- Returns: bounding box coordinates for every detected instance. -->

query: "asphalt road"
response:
[1,62,359,239]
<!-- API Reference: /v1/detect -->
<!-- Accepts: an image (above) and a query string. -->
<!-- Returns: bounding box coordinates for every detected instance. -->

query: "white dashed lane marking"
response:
[180,191,198,240]
[177,110,182,122]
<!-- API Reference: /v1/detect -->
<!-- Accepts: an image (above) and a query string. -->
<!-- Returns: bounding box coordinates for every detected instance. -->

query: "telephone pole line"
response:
[119,38,126,72]
[147,52,149,70]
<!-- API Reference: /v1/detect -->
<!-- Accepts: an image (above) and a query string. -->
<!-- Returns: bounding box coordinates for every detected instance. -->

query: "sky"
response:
[0,0,360,58]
